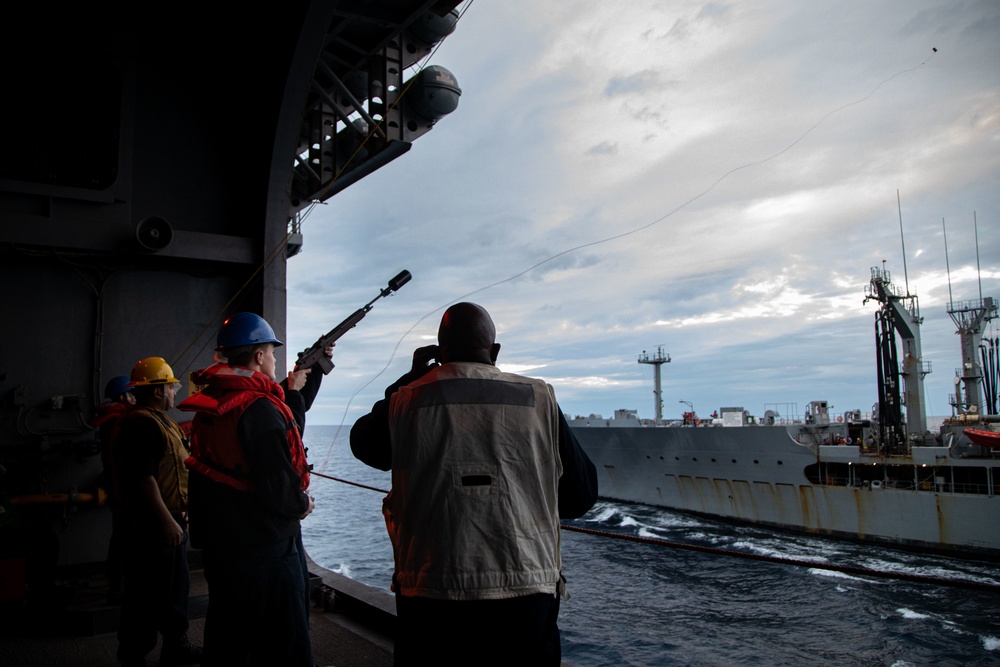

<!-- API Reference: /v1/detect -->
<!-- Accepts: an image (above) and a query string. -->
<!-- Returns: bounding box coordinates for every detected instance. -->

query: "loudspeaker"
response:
[135,216,173,252]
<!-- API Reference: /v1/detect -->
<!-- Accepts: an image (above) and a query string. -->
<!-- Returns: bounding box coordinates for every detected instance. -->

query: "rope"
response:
[316,46,942,467]
[311,473,1000,593]
[311,470,389,494]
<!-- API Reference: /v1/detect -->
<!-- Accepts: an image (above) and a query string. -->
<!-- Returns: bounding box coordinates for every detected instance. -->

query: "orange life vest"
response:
[179,364,310,492]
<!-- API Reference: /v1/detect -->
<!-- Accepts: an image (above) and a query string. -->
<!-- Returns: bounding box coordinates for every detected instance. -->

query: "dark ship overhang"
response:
[0,1,463,569]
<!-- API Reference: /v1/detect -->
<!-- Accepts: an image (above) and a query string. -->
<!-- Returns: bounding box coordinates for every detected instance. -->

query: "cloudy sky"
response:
[285,0,999,434]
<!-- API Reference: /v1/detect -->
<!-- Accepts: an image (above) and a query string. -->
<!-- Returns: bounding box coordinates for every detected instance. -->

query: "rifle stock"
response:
[295,270,411,374]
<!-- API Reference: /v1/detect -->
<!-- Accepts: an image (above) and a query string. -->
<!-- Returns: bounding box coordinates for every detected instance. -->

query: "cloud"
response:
[585,141,618,156]
[604,70,662,97]
[287,0,1000,428]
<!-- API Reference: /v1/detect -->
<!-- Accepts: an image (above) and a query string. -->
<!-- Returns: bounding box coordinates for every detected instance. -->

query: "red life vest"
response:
[179,364,310,492]
[93,401,132,506]
[97,402,135,512]
[91,401,130,428]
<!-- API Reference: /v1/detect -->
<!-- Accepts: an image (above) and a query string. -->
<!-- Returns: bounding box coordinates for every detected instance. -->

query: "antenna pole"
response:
[943,217,954,308]
[975,211,983,302]
[897,190,910,294]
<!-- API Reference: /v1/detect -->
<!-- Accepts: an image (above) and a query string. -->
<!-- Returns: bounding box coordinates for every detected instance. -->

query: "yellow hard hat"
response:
[127,357,180,387]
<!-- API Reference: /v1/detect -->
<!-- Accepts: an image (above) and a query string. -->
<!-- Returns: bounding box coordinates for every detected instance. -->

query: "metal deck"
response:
[0,561,395,667]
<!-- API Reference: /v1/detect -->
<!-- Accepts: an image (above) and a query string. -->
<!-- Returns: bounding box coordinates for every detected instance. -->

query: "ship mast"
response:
[948,297,998,414]
[638,346,671,422]
[944,214,998,415]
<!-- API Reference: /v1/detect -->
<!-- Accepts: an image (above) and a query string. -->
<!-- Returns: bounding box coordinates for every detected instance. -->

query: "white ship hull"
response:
[569,421,1000,557]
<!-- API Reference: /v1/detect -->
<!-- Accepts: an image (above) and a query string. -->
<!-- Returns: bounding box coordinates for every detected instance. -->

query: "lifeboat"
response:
[964,429,1000,448]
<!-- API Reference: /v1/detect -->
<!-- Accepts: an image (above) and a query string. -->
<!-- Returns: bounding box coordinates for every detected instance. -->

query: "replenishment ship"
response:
[570,265,1000,558]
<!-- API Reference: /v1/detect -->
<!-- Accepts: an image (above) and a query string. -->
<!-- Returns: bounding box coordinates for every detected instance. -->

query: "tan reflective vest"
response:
[130,406,189,514]
[385,362,563,600]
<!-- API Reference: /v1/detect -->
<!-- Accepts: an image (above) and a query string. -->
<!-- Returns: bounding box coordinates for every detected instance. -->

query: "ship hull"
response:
[570,423,1000,557]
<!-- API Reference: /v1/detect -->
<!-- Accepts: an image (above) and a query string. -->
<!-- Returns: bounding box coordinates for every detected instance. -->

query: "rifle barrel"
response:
[295,270,411,373]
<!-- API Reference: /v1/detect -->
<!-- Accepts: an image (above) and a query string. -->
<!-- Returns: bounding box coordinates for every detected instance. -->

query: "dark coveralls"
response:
[350,367,599,667]
[93,401,130,598]
[114,411,191,664]
[186,370,321,667]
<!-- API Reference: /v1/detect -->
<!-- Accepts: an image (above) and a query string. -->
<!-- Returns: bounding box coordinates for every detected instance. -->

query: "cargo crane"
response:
[864,263,930,454]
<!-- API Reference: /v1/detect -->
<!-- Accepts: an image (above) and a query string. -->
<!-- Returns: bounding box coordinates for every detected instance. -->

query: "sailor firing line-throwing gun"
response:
[295,270,412,374]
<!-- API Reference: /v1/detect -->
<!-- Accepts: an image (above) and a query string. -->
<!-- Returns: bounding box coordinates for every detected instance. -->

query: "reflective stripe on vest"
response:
[385,363,563,600]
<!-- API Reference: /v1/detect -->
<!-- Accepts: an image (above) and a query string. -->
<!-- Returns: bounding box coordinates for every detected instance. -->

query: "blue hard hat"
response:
[104,375,133,400]
[216,312,284,350]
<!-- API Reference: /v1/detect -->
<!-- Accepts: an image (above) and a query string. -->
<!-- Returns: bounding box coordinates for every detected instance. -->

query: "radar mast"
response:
[638,346,671,422]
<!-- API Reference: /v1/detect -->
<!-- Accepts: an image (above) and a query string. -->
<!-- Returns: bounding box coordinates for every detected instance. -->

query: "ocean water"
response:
[301,426,1000,667]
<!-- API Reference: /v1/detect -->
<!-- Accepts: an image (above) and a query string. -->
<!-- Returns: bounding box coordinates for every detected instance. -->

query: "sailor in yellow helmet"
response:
[113,357,202,667]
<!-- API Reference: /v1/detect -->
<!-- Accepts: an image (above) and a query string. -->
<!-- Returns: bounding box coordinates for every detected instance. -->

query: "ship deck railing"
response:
[815,474,995,496]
